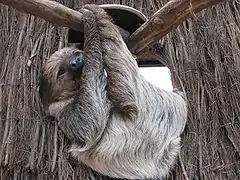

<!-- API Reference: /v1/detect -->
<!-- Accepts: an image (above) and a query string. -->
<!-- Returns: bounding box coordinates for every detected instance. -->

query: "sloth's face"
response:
[39,47,84,112]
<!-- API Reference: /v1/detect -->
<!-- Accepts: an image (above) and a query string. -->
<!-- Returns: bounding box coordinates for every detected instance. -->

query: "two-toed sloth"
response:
[39,5,187,180]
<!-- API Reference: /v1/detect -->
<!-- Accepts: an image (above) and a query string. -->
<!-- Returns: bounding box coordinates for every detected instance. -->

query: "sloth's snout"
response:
[71,56,84,70]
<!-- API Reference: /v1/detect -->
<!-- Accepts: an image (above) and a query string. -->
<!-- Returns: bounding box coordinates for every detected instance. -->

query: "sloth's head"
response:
[39,47,84,110]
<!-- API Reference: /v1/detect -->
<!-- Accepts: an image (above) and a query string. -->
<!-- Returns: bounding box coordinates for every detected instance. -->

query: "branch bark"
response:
[128,0,226,55]
[0,0,84,31]
[0,0,226,58]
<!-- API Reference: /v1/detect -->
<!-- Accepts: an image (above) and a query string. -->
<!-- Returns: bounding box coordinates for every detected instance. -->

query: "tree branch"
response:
[0,0,84,31]
[0,0,226,59]
[128,0,226,55]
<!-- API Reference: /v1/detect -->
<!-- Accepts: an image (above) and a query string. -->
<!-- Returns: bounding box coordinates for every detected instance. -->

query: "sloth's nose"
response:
[71,56,84,70]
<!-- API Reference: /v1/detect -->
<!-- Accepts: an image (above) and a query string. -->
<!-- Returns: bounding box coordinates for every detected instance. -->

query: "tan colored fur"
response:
[39,5,187,179]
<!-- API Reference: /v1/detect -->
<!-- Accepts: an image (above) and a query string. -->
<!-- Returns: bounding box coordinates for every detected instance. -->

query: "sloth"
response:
[39,5,187,180]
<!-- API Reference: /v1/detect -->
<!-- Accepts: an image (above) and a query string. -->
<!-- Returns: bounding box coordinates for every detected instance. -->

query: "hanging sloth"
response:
[39,5,187,179]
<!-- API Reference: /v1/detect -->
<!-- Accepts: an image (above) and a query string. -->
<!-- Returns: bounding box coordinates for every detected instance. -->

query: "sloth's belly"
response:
[71,114,182,179]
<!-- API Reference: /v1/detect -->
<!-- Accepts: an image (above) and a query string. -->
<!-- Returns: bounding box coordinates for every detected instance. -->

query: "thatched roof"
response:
[0,0,239,179]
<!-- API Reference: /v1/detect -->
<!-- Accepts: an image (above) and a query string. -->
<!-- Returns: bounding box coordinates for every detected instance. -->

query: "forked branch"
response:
[128,0,226,54]
[0,0,84,31]
[0,0,226,58]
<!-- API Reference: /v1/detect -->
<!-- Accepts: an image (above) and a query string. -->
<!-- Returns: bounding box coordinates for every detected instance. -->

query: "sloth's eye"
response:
[57,67,66,77]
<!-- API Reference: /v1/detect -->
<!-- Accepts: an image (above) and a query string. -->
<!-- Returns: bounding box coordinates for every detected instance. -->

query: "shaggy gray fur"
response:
[39,5,187,179]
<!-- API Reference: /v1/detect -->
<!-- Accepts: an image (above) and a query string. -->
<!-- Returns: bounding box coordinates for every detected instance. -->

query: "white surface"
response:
[139,67,173,91]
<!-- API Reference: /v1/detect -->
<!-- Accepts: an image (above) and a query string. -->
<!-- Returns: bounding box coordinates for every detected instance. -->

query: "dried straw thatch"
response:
[164,0,240,179]
[0,0,239,179]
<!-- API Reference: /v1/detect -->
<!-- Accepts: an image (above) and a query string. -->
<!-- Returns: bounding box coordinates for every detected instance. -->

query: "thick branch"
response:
[128,0,226,55]
[0,0,226,58]
[0,0,84,31]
